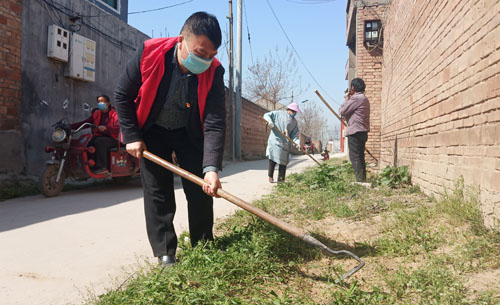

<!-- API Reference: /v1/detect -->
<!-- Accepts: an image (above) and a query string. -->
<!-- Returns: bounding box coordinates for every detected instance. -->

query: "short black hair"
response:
[180,12,222,49]
[97,95,110,102]
[350,78,366,93]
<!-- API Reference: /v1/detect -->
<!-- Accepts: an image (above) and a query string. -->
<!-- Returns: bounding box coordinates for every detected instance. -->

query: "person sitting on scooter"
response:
[71,95,120,174]
[321,149,329,160]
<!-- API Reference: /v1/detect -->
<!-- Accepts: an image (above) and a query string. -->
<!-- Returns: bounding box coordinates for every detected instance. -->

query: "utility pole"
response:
[227,0,235,160]
[235,0,243,160]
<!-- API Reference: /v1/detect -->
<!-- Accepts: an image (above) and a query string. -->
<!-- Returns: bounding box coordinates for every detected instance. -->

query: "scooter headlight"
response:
[52,128,67,143]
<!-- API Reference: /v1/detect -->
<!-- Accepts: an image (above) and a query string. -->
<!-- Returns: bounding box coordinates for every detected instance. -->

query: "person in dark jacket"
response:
[114,12,225,267]
[339,78,370,182]
[71,94,119,174]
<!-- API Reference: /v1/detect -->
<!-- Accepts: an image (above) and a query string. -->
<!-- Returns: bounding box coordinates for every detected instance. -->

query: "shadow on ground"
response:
[0,179,146,232]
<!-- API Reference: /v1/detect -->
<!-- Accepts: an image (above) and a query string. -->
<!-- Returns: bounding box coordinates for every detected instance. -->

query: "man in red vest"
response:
[114,12,226,267]
[71,95,119,174]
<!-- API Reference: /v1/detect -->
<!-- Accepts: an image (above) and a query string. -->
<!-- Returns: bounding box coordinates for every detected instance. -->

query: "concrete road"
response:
[0,155,317,305]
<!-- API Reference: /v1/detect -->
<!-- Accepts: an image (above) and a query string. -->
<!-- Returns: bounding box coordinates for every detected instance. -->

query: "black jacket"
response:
[114,42,226,169]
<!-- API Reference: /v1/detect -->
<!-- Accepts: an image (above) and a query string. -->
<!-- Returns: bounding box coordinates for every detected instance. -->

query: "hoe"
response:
[143,150,365,281]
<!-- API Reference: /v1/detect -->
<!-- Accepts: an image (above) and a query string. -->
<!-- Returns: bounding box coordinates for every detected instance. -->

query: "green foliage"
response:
[384,258,469,305]
[90,167,500,305]
[270,161,364,221]
[278,162,356,195]
[0,178,39,201]
[330,281,393,305]
[437,177,500,270]
[376,165,411,188]
[93,219,316,305]
[438,177,485,235]
[374,207,442,256]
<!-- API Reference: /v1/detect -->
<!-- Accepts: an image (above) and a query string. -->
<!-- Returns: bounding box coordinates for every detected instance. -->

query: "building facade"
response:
[224,90,270,160]
[345,0,389,166]
[0,0,23,173]
[346,0,500,227]
[0,0,148,176]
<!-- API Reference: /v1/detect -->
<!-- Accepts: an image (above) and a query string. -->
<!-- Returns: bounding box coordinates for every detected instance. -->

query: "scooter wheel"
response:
[39,164,65,197]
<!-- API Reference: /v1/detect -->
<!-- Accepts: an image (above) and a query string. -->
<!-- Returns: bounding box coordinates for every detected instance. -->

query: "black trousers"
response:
[268,159,286,182]
[89,136,116,169]
[347,132,368,182]
[140,125,214,257]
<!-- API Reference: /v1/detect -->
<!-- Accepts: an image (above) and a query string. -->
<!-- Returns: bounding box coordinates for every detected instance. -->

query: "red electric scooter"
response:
[40,119,140,197]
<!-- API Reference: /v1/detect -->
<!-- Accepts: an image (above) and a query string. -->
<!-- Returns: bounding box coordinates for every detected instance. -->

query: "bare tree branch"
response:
[245,46,303,110]
[296,102,328,143]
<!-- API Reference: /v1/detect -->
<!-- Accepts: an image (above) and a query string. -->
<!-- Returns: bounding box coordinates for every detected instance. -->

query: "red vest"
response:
[135,37,221,129]
[92,108,119,140]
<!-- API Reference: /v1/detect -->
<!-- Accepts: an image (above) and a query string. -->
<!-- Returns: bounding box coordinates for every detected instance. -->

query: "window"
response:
[98,0,118,10]
[364,20,381,44]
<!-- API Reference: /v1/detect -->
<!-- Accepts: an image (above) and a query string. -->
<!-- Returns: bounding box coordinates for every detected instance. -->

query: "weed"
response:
[435,177,500,269]
[278,163,356,196]
[460,230,500,270]
[330,281,393,304]
[375,207,442,256]
[473,290,500,305]
[375,165,411,188]
[437,177,485,235]
[0,177,39,201]
[409,184,421,194]
[384,258,469,304]
[93,218,316,305]
[90,165,500,305]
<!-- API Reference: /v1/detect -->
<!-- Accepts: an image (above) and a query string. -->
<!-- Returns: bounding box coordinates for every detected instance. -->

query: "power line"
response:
[242,0,254,65]
[265,0,342,108]
[285,0,336,3]
[40,0,137,50]
[128,1,193,15]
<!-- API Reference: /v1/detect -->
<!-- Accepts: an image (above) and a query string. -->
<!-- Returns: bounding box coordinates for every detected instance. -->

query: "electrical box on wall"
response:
[68,33,96,82]
[47,24,69,62]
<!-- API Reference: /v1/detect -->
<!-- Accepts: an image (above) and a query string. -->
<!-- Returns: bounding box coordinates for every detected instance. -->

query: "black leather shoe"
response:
[158,254,176,267]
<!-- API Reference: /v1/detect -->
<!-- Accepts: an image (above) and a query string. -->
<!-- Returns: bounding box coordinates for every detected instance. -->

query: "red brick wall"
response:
[380,0,500,226]
[224,92,269,160]
[0,0,22,131]
[356,5,387,166]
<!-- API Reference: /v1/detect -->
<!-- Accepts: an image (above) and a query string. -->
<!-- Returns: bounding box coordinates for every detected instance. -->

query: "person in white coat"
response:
[263,102,301,183]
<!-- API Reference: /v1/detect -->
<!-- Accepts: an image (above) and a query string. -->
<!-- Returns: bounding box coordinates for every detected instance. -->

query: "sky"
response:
[127,0,348,135]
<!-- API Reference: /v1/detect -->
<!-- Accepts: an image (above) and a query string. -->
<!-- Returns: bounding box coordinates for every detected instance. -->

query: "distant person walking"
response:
[263,102,301,183]
[340,78,370,182]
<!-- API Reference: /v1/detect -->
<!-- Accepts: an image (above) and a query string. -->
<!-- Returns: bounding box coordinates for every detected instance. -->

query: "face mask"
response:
[181,41,213,74]
[289,112,297,118]
[97,102,107,111]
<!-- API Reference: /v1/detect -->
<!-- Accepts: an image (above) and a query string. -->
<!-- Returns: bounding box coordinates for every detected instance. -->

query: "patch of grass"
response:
[0,177,39,201]
[265,161,364,221]
[90,162,500,304]
[330,281,393,305]
[438,177,485,235]
[374,207,442,256]
[93,218,318,305]
[409,184,421,194]
[434,177,500,269]
[277,161,357,196]
[461,231,500,270]
[474,290,500,305]
[384,258,468,305]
